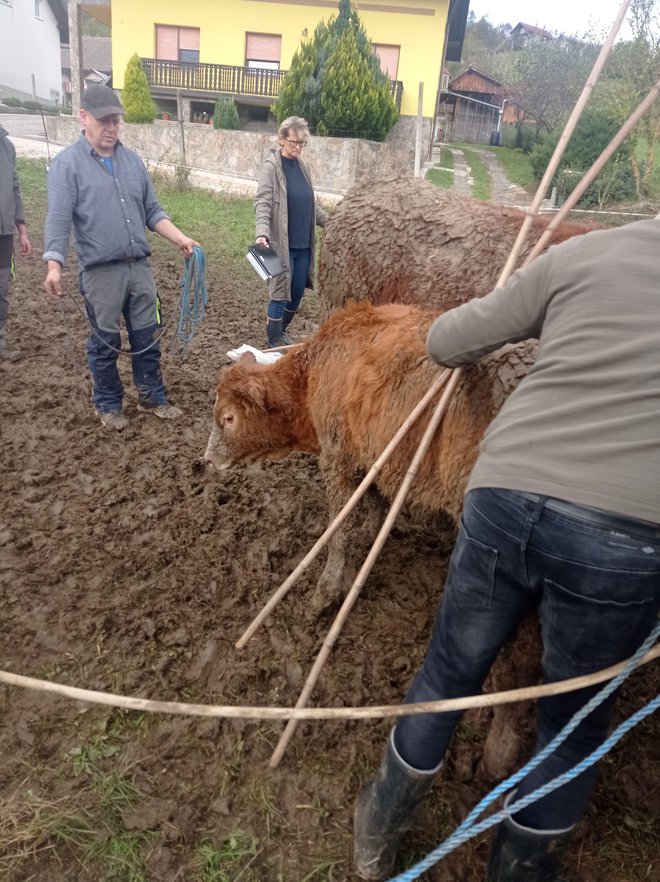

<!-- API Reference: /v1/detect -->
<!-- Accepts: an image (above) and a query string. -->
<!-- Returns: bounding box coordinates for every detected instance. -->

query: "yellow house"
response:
[81,1,468,134]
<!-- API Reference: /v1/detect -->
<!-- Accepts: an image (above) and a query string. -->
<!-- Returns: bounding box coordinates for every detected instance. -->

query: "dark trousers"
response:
[394,488,660,830]
[81,259,166,412]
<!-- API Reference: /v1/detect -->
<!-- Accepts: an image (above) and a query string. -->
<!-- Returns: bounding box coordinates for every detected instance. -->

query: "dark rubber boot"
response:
[487,807,573,882]
[281,307,297,345]
[266,318,284,348]
[354,734,438,880]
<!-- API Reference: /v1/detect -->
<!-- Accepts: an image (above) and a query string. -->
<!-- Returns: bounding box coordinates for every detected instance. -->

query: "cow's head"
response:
[204,350,317,471]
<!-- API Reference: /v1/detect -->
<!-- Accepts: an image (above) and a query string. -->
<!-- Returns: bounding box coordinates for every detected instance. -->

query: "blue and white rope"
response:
[388,619,660,882]
[170,244,208,359]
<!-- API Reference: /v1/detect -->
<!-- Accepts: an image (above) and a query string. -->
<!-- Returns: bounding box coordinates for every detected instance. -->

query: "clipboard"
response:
[246,243,287,280]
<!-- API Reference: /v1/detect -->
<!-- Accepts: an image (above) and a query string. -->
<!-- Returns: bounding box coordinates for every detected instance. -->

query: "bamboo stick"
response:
[235,369,451,649]
[268,370,463,768]
[0,645,656,721]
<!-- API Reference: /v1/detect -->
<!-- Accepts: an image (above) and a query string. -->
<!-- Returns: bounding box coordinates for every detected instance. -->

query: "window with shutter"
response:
[156,25,200,63]
[245,33,282,69]
[372,44,400,79]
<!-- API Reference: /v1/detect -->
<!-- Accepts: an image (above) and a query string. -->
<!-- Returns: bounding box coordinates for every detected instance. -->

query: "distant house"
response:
[436,65,522,144]
[61,37,112,107]
[0,0,68,107]
[510,22,553,49]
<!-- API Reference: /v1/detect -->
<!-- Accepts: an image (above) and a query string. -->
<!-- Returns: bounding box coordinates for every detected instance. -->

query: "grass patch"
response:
[192,834,260,882]
[426,146,455,189]
[461,147,492,200]
[490,146,536,189]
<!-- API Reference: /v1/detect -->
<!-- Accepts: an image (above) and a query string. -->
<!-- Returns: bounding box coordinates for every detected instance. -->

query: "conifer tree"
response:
[122,54,157,123]
[213,97,240,129]
[274,0,398,140]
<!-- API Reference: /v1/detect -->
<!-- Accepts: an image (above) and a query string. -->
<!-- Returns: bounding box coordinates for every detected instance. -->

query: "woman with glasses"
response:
[255,116,328,348]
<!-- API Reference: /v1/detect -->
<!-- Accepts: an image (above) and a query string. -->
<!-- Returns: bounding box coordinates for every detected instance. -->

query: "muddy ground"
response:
[1,192,658,882]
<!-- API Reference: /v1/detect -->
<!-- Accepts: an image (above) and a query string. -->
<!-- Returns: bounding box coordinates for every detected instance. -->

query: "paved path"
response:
[426,142,543,210]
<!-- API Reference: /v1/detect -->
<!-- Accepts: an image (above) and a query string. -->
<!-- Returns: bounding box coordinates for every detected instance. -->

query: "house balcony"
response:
[141,58,403,110]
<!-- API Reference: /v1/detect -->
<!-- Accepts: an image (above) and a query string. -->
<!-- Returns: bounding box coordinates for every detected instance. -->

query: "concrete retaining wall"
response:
[45,116,419,197]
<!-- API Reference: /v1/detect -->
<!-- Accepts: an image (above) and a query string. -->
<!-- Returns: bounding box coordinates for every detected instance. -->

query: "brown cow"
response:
[205,301,535,614]
[317,178,598,318]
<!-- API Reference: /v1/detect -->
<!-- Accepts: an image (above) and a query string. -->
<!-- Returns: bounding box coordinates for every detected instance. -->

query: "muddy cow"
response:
[205,301,535,614]
[317,178,598,318]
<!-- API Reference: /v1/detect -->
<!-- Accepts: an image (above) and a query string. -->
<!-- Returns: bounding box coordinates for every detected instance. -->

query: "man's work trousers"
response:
[81,259,166,413]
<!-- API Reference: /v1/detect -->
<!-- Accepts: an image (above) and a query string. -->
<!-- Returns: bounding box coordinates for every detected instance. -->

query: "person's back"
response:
[427,218,660,523]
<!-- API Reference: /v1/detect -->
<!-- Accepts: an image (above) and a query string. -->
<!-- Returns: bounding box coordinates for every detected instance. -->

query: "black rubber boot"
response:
[487,806,573,882]
[266,318,284,348]
[354,733,438,880]
[281,307,297,345]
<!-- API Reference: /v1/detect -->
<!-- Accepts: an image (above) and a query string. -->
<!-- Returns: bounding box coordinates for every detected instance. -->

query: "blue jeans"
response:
[394,488,660,830]
[267,247,310,320]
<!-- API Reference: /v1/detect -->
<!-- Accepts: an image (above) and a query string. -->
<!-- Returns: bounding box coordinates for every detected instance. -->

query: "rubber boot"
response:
[487,797,573,882]
[354,732,439,880]
[280,307,297,345]
[266,317,284,348]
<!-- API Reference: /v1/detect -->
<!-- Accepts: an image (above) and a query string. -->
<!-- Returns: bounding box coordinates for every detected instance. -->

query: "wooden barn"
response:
[437,65,521,144]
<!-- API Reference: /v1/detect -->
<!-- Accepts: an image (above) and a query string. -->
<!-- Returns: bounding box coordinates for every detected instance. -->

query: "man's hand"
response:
[256,236,270,248]
[44,260,63,299]
[178,234,199,257]
[17,224,32,256]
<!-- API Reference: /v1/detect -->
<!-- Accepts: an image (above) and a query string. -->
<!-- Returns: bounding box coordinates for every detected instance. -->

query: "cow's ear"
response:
[239,352,258,365]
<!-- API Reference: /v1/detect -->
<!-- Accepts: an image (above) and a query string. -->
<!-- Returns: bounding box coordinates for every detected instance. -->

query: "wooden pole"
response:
[235,369,451,649]
[68,0,84,116]
[268,370,463,767]
[414,81,424,177]
[0,645,656,721]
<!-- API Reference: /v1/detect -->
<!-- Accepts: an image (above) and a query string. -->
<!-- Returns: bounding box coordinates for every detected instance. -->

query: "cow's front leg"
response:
[309,452,384,616]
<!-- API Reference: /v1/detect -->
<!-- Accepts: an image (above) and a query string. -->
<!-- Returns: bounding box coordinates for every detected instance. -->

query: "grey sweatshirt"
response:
[426,217,660,525]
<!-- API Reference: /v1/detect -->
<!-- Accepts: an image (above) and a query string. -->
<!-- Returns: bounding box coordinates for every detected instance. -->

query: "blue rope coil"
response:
[388,619,660,882]
[170,245,208,360]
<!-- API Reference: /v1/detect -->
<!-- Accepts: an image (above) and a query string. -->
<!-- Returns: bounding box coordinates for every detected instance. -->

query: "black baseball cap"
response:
[81,84,125,119]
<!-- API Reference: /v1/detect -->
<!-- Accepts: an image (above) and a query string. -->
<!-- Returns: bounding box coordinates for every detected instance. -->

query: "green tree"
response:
[274,0,398,140]
[319,28,398,139]
[121,53,157,124]
[597,0,660,198]
[502,37,599,137]
[213,97,240,129]
[530,109,635,207]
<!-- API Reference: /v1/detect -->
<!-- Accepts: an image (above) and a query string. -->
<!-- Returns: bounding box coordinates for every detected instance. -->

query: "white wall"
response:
[0,0,63,105]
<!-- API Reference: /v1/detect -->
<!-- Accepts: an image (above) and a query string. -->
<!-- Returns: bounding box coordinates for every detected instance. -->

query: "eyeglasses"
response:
[284,138,308,147]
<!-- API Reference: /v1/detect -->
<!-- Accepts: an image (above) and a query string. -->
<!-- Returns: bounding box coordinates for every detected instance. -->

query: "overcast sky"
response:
[468,0,636,39]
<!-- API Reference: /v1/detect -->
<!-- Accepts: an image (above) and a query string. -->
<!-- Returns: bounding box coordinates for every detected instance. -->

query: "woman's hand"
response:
[256,236,270,248]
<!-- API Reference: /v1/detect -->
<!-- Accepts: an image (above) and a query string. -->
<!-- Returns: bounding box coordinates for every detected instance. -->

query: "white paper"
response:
[226,344,283,365]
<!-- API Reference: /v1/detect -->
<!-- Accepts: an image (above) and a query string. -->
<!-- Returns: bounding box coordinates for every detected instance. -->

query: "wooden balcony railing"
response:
[142,58,403,109]
[142,58,286,97]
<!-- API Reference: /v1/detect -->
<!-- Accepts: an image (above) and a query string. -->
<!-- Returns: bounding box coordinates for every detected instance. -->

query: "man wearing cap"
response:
[43,84,198,430]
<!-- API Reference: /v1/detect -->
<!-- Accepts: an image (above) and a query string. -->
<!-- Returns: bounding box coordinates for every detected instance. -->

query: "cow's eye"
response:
[224,413,235,426]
